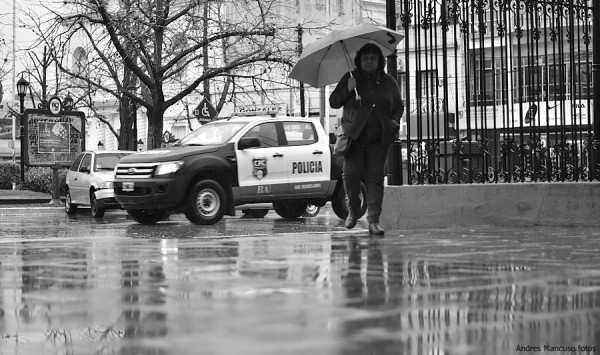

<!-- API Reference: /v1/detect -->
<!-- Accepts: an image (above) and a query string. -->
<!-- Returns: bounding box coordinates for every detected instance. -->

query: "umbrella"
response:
[288,23,404,93]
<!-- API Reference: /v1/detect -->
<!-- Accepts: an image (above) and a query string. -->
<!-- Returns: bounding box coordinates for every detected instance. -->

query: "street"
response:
[1,210,600,354]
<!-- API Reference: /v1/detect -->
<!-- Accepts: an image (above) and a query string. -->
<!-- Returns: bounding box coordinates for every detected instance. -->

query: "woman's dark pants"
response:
[343,141,392,223]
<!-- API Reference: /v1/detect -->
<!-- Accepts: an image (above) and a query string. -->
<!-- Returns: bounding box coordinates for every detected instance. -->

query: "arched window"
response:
[72,47,88,77]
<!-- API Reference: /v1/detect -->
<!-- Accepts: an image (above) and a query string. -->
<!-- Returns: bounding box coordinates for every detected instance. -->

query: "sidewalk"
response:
[0,189,64,215]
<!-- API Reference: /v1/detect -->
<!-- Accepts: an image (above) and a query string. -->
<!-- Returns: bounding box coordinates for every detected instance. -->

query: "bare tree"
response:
[28,0,311,149]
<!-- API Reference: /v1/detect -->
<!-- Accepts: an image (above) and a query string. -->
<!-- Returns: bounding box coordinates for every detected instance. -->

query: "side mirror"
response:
[80,166,90,173]
[329,133,337,144]
[238,137,260,150]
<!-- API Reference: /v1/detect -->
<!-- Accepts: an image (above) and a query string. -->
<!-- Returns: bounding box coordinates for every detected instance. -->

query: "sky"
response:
[0,0,55,107]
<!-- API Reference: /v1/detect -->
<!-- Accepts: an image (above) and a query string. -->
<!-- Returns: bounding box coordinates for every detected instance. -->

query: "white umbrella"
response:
[289,23,404,91]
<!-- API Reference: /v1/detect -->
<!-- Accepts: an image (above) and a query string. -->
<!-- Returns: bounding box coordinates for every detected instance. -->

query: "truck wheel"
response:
[127,209,169,224]
[273,200,307,219]
[65,188,78,215]
[302,204,321,217]
[91,194,105,219]
[241,209,269,218]
[331,182,367,220]
[185,179,226,225]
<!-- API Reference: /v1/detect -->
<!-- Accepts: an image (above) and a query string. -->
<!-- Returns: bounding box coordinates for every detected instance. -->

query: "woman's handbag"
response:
[333,134,352,157]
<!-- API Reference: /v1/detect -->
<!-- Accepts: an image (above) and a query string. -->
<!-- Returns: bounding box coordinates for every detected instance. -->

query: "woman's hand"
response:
[347,77,357,93]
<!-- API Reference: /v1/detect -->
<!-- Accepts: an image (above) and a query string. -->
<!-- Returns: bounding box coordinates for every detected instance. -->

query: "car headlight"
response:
[99,181,114,189]
[154,161,184,176]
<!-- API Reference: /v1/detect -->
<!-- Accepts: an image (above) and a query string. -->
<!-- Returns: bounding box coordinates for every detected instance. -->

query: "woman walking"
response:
[329,43,404,235]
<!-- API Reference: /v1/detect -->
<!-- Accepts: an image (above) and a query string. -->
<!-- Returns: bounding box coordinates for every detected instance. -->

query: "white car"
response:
[65,150,134,218]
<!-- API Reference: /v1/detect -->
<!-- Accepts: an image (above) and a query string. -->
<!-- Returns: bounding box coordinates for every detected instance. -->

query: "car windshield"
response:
[178,121,247,146]
[94,153,132,171]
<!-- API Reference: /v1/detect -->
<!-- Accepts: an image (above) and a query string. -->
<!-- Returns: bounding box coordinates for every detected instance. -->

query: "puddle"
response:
[1,221,599,354]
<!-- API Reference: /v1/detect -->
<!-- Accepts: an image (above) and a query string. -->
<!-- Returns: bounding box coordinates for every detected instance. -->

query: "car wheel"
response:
[331,182,367,220]
[127,209,170,224]
[90,194,105,219]
[302,204,321,217]
[273,200,307,219]
[241,209,269,218]
[65,188,78,215]
[185,179,226,225]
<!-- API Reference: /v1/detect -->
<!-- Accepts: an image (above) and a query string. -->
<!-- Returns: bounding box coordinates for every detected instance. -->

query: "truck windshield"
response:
[178,122,247,146]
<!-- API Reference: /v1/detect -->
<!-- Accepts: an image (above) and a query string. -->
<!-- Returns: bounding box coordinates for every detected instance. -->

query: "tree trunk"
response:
[146,106,165,150]
[118,95,137,151]
[118,43,139,151]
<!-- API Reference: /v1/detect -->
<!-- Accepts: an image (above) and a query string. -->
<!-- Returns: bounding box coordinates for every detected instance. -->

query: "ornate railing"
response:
[392,0,599,184]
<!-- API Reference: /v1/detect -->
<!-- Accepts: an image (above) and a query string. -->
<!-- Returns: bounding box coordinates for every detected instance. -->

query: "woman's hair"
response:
[354,43,386,74]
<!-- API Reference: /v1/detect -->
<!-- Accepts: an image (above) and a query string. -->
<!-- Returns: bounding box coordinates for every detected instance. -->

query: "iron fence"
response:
[391,0,598,184]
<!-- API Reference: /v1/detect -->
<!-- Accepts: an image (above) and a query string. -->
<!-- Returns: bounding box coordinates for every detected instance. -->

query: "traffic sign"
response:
[194,98,218,123]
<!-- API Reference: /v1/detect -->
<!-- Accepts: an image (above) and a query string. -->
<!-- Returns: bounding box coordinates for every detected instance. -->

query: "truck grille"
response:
[115,163,156,179]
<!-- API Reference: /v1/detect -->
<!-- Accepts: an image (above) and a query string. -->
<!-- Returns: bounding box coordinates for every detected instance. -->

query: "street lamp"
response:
[16,77,29,185]
[98,141,104,150]
[63,93,74,111]
[137,139,144,152]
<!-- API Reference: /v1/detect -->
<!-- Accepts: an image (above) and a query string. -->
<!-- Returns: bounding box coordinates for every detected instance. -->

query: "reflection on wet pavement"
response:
[1,214,600,354]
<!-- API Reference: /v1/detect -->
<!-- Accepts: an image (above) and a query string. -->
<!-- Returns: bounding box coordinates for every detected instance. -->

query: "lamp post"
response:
[137,139,144,152]
[593,1,600,180]
[16,77,29,185]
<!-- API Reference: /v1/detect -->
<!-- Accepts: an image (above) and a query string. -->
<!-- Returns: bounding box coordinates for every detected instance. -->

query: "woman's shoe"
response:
[368,222,384,235]
[345,214,357,229]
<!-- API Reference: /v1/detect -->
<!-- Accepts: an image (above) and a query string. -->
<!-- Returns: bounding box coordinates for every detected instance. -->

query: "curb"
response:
[0,199,55,204]
[0,198,65,216]
[0,206,64,216]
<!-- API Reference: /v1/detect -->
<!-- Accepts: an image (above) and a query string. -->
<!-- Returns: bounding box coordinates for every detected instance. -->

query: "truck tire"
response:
[302,204,321,217]
[331,182,367,220]
[273,200,307,219]
[185,179,227,225]
[65,188,78,215]
[91,194,105,219]
[127,209,170,224]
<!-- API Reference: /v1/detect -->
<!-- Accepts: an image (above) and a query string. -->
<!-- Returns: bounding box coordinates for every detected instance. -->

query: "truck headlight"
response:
[154,161,184,176]
[99,181,114,189]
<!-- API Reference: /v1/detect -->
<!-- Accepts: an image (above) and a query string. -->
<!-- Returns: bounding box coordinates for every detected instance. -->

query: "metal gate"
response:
[392,0,597,184]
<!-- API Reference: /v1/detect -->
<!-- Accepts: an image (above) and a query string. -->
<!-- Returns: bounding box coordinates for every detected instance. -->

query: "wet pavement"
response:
[1,212,600,355]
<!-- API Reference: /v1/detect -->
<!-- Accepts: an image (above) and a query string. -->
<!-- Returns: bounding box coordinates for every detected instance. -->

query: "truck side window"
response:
[243,123,279,148]
[282,122,317,146]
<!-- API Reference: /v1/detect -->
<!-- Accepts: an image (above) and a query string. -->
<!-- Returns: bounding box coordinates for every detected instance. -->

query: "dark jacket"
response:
[329,70,404,146]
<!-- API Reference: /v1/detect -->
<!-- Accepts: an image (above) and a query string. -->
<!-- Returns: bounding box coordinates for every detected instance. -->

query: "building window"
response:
[416,70,442,114]
[416,70,437,99]
[572,61,592,100]
[471,55,507,105]
[547,63,566,101]
[397,71,407,103]
[315,0,325,12]
[72,47,88,77]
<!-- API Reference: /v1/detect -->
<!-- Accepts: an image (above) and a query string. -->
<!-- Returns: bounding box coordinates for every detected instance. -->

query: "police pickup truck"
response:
[113,115,366,225]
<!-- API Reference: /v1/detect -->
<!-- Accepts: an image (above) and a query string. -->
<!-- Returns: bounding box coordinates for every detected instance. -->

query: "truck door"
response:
[282,121,331,197]
[236,122,288,199]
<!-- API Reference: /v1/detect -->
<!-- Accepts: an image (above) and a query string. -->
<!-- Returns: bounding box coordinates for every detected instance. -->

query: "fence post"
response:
[386,0,403,185]
[594,2,600,180]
